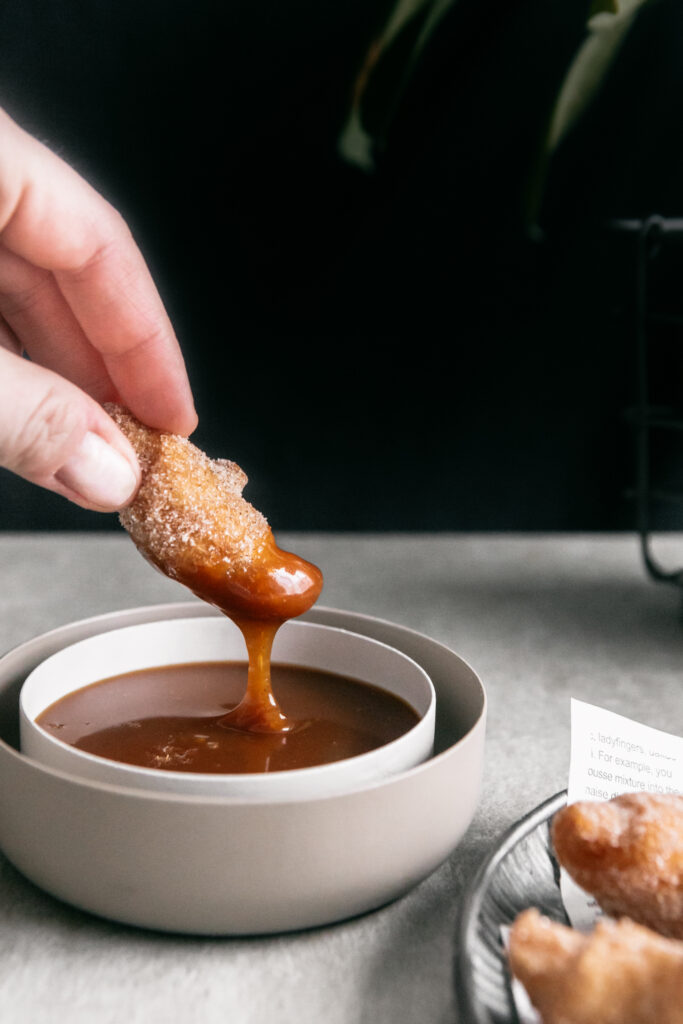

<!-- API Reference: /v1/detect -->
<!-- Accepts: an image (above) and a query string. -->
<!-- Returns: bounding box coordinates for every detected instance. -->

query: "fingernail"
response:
[55,431,139,510]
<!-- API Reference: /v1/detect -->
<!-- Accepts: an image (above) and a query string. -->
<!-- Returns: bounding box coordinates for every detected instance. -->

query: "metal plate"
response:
[455,791,569,1024]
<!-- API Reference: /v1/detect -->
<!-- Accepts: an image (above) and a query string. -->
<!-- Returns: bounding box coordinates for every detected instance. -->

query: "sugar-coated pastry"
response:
[552,792,683,939]
[107,404,322,623]
[508,908,683,1024]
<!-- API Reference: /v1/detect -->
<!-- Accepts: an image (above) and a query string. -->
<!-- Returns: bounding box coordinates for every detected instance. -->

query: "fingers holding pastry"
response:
[0,351,139,511]
[552,793,683,939]
[508,908,683,1024]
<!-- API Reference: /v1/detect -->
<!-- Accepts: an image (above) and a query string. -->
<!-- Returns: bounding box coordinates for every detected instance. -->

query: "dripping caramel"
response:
[107,405,322,732]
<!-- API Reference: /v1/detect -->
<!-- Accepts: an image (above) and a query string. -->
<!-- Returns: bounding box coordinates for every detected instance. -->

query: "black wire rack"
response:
[611,215,683,600]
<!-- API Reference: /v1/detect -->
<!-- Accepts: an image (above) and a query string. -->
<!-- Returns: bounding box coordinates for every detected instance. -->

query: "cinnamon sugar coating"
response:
[552,793,683,939]
[509,909,683,1024]
[107,404,271,579]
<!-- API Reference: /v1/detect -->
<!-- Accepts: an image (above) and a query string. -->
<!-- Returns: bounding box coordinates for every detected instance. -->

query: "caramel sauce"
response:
[173,535,323,624]
[151,533,323,733]
[107,405,324,736]
[36,662,419,774]
[221,619,288,733]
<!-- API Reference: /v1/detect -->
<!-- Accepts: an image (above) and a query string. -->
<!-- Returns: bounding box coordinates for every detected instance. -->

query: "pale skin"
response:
[0,107,197,512]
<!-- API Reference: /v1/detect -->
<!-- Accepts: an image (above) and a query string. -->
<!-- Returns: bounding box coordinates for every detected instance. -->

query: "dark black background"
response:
[1,0,682,532]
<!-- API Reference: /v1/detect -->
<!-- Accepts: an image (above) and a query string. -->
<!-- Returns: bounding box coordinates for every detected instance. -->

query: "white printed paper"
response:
[561,698,683,929]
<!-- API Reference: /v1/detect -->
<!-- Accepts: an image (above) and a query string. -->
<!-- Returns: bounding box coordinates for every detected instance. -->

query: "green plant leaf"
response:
[338,0,452,171]
[339,0,652,237]
[546,0,652,153]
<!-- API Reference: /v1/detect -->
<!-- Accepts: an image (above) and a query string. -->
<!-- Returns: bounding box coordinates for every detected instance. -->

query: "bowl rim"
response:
[19,615,436,789]
[0,602,487,806]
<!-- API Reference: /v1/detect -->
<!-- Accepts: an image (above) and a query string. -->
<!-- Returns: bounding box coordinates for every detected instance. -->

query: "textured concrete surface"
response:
[0,533,681,1023]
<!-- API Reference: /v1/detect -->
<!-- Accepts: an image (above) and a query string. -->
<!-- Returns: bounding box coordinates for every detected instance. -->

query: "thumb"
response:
[0,347,140,512]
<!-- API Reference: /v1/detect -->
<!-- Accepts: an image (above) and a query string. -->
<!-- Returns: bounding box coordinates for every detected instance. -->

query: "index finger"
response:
[0,108,197,435]
[55,216,198,436]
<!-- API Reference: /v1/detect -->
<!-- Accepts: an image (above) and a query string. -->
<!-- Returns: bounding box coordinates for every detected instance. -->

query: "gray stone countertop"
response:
[0,532,681,1024]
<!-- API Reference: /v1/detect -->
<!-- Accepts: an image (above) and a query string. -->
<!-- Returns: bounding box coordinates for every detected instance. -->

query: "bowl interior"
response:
[20,615,434,723]
[17,615,436,798]
[0,603,485,761]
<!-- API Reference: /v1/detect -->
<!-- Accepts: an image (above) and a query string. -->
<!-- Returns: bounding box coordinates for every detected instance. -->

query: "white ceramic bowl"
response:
[19,617,435,799]
[0,603,486,935]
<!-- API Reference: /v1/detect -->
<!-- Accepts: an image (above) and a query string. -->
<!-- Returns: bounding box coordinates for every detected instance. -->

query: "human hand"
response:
[0,107,197,512]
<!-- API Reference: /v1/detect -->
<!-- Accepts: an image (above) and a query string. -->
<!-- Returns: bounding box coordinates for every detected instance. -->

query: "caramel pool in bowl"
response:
[19,618,436,800]
[0,603,486,935]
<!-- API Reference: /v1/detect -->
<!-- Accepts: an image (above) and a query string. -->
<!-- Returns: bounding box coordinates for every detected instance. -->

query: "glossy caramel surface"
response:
[174,535,323,624]
[154,533,324,732]
[36,662,419,774]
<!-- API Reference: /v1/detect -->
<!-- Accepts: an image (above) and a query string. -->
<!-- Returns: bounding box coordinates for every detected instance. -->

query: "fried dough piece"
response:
[508,908,683,1024]
[106,404,322,622]
[552,793,683,939]
[107,403,269,572]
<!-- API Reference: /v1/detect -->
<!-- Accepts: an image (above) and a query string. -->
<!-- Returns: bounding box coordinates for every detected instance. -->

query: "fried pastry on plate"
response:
[508,908,683,1024]
[552,792,683,938]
